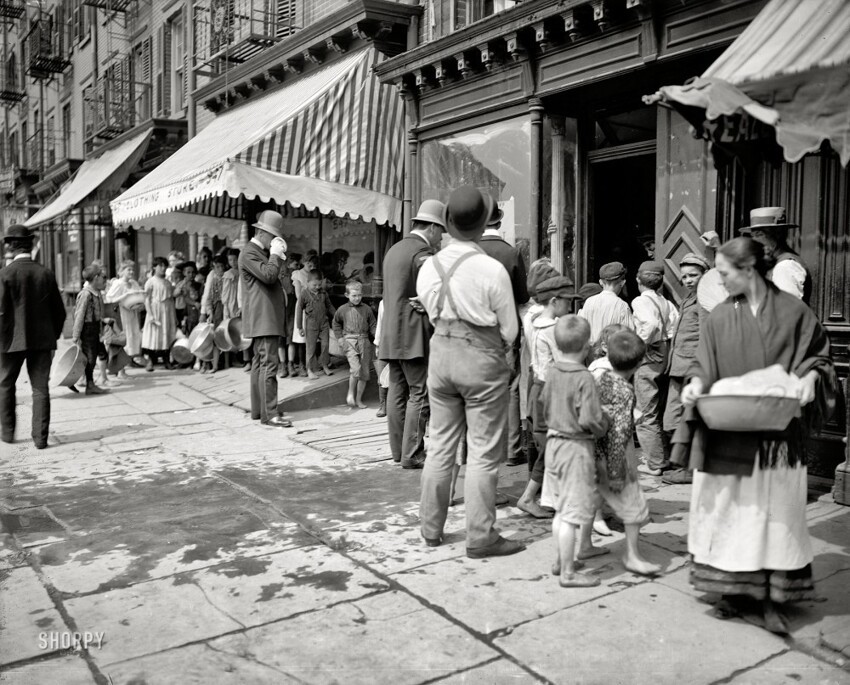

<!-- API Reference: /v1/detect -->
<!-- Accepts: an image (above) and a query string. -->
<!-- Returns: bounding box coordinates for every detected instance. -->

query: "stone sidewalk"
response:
[1,363,849,684]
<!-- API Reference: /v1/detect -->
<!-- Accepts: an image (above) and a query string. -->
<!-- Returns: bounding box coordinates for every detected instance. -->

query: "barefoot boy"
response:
[296,270,335,379]
[333,280,377,408]
[594,329,661,576]
[543,315,609,587]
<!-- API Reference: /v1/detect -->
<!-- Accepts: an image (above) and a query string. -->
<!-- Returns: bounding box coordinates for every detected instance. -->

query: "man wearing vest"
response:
[417,186,524,559]
[741,206,812,304]
[379,200,445,469]
[479,204,530,467]
[631,261,679,476]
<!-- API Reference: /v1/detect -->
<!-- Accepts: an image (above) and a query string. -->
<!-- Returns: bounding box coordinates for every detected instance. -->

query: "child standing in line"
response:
[543,315,609,588]
[72,265,108,395]
[332,280,377,408]
[516,275,574,519]
[142,257,177,371]
[200,254,226,373]
[296,270,335,379]
[593,329,662,577]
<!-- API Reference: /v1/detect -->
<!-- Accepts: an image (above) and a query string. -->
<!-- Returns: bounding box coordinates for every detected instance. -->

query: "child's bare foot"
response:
[356,400,367,409]
[552,559,587,576]
[577,545,610,560]
[307,371,319,380]
[322,366,334,376]
[346,394,356,408]
[623,556,662,576]
[517,499,554,519]
[559,571,600,588]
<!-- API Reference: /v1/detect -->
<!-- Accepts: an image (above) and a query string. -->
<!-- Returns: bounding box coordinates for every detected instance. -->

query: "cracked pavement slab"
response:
[2,364,850,683]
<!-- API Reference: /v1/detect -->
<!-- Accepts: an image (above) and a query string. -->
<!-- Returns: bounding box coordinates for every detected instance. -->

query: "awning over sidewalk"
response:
[644,0,850,166]
[25,129,153,227]
[111,47,404,228]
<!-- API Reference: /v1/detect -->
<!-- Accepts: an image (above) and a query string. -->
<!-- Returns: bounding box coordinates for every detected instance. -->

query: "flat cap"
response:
[638,261,664,275]
[578,283,603,300]
[679,252,709,271]
[599,261,626,280]
[527,259,561,297]
[535,276,575,300]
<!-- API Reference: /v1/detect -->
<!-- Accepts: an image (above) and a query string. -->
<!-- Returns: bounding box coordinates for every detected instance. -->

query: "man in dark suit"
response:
[379,199,445,469]
[239,210,292,428]
[0,225,67,449]
[479,205,530,467]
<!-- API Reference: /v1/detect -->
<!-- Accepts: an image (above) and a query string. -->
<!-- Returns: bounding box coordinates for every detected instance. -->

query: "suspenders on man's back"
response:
[431,249,481,321]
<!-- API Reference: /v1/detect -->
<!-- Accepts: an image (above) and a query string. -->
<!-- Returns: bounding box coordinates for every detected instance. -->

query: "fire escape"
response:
[24,14,71,80]
[0,2,26,106]
[84,54,152,149]
[195,0,297,68]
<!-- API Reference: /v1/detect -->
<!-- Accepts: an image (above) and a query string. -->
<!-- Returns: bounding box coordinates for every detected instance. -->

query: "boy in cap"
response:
[417,186,523,559]
[661,252,708,484]
[73,265,109,395]
[544,315,609,587]
[578,262,634,344]
[333,280,376,408]
[631,261,678,475]
[516,275,575,519]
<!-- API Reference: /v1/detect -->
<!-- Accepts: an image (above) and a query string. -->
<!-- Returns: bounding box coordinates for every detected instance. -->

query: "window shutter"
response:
[276,0,296,39]
[179,9,188,109]
[157,24,171,116]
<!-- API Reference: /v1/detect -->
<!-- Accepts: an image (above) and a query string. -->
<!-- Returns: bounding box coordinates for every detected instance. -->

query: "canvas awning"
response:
[644,0,850,166]
[25,129,152,227]
[111,47,404,228]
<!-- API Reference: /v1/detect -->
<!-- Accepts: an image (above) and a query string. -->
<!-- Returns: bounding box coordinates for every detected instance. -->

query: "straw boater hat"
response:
[740,207,797,234]
[252,210,285,239]
[445,186,493,241]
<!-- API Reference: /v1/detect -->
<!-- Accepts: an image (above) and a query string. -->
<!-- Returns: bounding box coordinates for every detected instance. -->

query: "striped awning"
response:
[644,0,850,166]
[111,47,404,227]
[25,129,152,227]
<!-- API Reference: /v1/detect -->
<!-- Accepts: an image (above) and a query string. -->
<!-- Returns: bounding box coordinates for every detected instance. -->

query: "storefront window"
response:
[421,115,533,259]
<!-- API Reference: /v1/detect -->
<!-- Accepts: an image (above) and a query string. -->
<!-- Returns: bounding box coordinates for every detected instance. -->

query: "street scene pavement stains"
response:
[2,368,849,683]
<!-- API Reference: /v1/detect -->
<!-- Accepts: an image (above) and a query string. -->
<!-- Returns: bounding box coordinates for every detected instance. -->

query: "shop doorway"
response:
[588,145,656,299]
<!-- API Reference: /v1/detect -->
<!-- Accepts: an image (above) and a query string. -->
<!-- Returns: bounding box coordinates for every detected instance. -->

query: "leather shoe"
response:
[467,536,526,559]
[401,457,425,470]
[34,441,48,450]
[662,468,693,484]
[424,536,442,547]
[506,454,527,467]
[263,416,293,428]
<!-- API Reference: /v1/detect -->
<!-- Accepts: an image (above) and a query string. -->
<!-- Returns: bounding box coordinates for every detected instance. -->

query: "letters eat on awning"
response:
[644,0,850,167]
[111,47,405,229]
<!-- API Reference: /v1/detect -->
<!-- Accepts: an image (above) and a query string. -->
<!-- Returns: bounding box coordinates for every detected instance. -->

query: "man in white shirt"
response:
[417,186,524,560]
[631,261,679,475]
[578,261,634,344]
[742,206,812,304]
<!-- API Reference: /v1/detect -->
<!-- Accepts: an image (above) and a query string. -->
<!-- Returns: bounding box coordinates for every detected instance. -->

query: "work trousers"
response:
[0,349,53,445]
[634,362,670,471]
[386,358,429,465]
[80,321,100,384]
[528,379,548,484]
[250,335,280,423]
[507,361,523,461]
[305,322,329,372]
[420,322,509,549]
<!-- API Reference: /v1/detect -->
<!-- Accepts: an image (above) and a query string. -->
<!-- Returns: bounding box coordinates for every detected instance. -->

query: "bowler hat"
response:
[412,199,447,229]
[446,186,493,240]
[679,253,709,271]
[638,261,664,275]
[486,203,504,227]
[252,210,285,239]
[3,224,34,243]
[740,207,797,234]
[599,262,626,280]
[535,276,575,301]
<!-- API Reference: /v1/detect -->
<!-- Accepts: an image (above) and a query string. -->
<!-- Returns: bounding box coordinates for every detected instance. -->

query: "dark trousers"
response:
[250,336,280,423]
[528,379,547,484]
[508,371,522,460]
[80,321,100,383]
[0,349,53,445]
[387,358,429,464]
[305,323,329,372]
